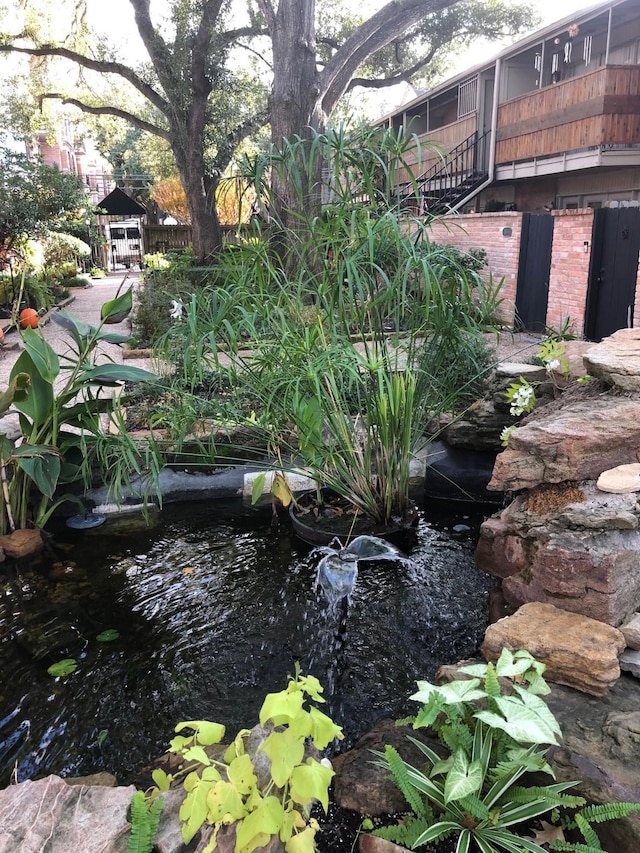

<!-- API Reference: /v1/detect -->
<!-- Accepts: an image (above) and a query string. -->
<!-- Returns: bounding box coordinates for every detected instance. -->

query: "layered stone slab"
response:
[481,602,625,696]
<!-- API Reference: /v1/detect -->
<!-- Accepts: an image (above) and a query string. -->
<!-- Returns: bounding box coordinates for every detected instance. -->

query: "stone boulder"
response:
[488,396,640,492]
[0,775,135,853]
[0,529,43,559]
[475,482,640,626]
[584,328,640,392]
[481,602,625,696]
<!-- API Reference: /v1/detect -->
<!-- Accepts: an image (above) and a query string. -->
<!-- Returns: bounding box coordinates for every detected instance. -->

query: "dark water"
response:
[0,500,493,787]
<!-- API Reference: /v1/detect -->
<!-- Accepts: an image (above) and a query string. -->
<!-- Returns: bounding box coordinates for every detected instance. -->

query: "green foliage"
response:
[149,668,343,853]
[0,285,160,533]
[0,145,87,253]
[127,790,164,853]
[375,650,640,852]
[506,376,536,416]
[146,126,501,525]
[43,232,91,268]
[47,658,78,677]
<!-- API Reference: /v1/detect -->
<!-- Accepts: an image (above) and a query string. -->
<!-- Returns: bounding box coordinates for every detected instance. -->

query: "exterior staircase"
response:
[397,130,491,214]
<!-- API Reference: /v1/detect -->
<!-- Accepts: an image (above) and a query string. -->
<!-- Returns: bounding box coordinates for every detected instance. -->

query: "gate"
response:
[514,213,555,331]
[585,207,640,342]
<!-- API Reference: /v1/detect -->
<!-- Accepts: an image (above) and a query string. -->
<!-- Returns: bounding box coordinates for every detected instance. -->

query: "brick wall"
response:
[426,212,523,325]
[424,209,602,334]
[546,209,594,336]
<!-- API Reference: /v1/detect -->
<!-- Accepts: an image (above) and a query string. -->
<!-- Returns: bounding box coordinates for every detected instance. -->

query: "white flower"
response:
[170,299,184,320]
[546,358,561,372]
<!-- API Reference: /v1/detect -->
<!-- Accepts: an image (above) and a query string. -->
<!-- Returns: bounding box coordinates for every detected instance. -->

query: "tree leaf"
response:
[289,758,334,811]
[260,729,305,788]
[235,795,284,853]
[205,780,246,822]
[227,753,257,794]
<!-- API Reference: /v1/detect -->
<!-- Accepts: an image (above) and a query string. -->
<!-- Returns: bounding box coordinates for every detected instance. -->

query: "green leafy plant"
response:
[47,658,78,677]
[373,650,640,852]
[148,667,343,853]
[0,286,159,533]
[127,790,164,853]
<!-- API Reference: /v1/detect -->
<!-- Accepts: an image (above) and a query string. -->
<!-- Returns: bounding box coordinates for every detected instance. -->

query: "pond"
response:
[0,499,494,788]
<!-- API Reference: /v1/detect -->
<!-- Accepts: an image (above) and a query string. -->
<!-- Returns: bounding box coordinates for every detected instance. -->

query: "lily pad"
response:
[47,658,78,677]
[96,629,120,642]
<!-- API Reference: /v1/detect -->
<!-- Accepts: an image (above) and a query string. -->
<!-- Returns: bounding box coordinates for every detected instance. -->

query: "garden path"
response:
[0,273,155,437]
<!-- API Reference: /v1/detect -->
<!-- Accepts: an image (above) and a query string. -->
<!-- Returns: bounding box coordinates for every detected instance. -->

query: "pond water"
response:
[0,500,494,788]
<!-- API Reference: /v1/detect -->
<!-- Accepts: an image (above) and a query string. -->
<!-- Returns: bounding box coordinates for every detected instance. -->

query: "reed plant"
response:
[148,126,499,526]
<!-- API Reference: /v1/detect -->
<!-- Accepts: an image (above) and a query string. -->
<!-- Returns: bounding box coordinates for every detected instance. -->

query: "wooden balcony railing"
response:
[495,65,640,164]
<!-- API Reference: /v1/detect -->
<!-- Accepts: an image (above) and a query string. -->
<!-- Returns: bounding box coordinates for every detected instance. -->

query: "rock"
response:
[0,528,43,558]
[545,677,640,851]
[0,774,135,853]
[488,397,640,492]
[332,719,443,816]
[584,328,640,391]
[597,463,640,494]
[481,602,625,696]
[476,485,640,625]
[64,772,118,787]
[360,835,408,853]
[619,649,640,678]
[620,614,640,650]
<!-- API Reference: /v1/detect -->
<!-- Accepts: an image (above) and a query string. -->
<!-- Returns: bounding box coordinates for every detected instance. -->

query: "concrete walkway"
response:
[0,274,155,437]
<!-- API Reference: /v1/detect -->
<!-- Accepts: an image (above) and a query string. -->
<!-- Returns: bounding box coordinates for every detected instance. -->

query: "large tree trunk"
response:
[269,0,323,230]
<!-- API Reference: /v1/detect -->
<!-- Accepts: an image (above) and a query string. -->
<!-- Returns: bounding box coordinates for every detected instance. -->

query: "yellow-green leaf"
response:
[179,776,215,843]
[307,706,343,748]
[205,780,246,823]
[250,472,267,505]
[260,729,305,788]
[285,825,318,853]
[289,759,334,811]
[151,768,171,792]
[259,689,304,726]
[271,472,293,507]
[235,796,284,853]
[175,720,225,745]
[182,745,211,765]
[227,753,257,795]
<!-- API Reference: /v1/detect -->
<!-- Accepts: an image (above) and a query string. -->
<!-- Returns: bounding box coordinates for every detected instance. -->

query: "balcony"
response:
[495,65,640,167]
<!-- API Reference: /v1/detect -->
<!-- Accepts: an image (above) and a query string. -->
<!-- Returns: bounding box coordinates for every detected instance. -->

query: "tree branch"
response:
[38,94,171,141]
[0,42,170,117]
[346,48,438,92]
[318,0,458,117]
[255,0,276,32]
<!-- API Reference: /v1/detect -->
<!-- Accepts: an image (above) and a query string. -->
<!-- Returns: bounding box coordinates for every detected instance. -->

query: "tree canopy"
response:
[0,143,87,257]
[0,0,538,259]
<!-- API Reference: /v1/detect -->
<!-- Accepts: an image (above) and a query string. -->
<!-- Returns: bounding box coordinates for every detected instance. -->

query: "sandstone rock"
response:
[597,462,640,494]
[584,328,640,391]
[476,484,640,626]
[545,677,640,851]
[360,835,408,853]
[489,397,640,491]
[0,774,135,853]
[0,528,43,558]
[481,602,625,695]
[620,614,640,650]
[619,649,640,678]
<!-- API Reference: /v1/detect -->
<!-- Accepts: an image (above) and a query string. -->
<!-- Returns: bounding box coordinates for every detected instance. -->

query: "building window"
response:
[458,76,478,119]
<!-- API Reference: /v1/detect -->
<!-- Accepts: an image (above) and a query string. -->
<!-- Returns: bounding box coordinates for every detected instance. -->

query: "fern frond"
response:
[509,786,585,809]
[572,802,640,825]
[574,813,602,849]
[484,662,500,698]
[549,842,603,852]
[373,815,437,847]
[440,719,473,756]
[379,745,429,818]
[127,791,164,853]
[458,792,490,822]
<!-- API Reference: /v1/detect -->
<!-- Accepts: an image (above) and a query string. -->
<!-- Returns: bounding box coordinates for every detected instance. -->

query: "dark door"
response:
[585,207,640,341]
[515,213,555,331]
